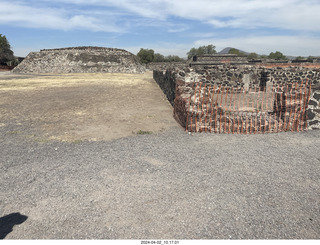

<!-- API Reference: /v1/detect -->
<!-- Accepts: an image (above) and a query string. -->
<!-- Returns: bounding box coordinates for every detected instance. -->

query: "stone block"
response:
[307,109,316,120]
[313,92,320,101]
[176,78,185,87]
[309,120,319,126]
[308,100,318,107]
[313,109,320,114]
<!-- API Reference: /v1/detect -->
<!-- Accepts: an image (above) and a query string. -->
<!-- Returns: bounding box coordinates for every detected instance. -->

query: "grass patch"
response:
[72,139,83,144]
[8,130,19,134]
[136,130,153,135]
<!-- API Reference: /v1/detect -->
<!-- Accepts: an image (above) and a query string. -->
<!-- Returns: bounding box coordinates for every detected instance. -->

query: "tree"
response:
[187,47,197,59]
[0,34,15,65]
[247,52,259,60]
[137,48,155,64]
[268,51,287,60]
[205,44,216,55]
[154,53,165,62]
[187,44,216,59]
[165,55,184,62]
[259,55,268,59]
[137,48,185,63]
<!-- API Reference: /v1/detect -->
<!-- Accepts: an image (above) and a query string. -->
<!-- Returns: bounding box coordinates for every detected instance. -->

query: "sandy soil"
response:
[0,71,179,142]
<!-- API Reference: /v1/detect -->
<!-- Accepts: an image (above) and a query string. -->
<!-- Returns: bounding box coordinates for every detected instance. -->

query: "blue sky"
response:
[1,0,320,58]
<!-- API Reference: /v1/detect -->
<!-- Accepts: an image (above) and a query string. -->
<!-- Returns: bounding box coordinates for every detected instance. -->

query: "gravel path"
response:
[1,122,320,239]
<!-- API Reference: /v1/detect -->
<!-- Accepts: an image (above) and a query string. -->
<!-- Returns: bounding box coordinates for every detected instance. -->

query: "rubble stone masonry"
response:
[12,47,146,74]
[153,65,320,131]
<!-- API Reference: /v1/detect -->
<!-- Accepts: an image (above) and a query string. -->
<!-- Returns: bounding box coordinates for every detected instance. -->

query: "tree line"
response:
[137,45,309,64]
[137,48,185,64]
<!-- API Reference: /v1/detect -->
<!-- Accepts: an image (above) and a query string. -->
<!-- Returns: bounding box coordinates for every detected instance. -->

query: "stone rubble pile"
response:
[12,47,146,74]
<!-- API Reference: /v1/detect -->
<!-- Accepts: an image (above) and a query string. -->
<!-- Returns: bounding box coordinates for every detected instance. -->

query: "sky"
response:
[1,0,320,58]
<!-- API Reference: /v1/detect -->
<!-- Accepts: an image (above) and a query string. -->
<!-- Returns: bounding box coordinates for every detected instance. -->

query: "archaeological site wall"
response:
[190,54,248,65]
[147,62,186,71]
[153,65,320,133]
[12,47,146,74]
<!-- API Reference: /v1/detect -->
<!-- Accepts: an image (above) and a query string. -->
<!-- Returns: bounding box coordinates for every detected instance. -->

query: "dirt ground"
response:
[0,71,178,142]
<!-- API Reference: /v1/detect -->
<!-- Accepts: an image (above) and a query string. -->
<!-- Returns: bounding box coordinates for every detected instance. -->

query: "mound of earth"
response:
[12,46,146,74]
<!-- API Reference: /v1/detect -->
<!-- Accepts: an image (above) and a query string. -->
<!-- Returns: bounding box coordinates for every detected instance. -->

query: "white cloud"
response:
[162,0,320,31]
[2,0,320,33]
[76,0,320,32]
[0,1,123,32]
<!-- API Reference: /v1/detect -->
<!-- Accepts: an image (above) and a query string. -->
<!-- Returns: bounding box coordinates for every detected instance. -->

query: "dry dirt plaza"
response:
[0,71,178,142]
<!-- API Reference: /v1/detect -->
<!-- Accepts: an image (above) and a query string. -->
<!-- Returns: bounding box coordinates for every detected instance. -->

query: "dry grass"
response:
[0,72,154,91]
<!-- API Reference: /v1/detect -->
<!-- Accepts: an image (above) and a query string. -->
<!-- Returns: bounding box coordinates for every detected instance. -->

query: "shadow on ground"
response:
[0,213,28,239]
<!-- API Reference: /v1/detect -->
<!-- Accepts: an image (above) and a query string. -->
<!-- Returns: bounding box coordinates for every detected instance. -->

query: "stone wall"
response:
[265,67,320,86]
[185,65,320,88]
[189,54,320,67]
[153,65,320,131]
[12,46,146,74]
[153,69,177,106]
[191,54,248,65]
[146,62,187,71]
